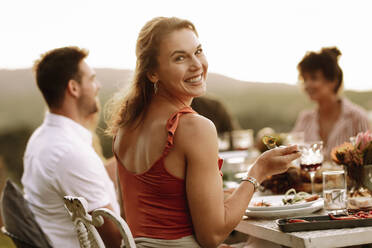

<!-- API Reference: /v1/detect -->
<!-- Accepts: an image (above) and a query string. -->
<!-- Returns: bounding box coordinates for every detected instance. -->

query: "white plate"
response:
[245,199,324,219]
[248,195,322,211]
[219,150,249,160]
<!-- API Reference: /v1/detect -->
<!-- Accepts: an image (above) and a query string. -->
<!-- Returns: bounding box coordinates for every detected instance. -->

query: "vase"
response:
[343,164,363,190]
[362,164,372,192]
[346,164,372,210]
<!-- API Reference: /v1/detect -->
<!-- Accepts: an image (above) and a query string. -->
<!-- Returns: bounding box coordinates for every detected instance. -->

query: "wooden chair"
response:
[63,196,136,248]
[1,226,40,248]
[0,179,52,248]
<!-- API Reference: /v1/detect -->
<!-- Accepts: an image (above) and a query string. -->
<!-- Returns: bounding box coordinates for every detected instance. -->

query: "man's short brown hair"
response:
[33,46,88,108]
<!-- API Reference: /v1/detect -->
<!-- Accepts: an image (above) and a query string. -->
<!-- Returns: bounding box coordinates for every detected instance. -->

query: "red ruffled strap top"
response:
[116,106,223,240]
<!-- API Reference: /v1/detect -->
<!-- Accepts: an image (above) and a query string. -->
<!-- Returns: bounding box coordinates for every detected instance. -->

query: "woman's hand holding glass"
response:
[248,145,301,184]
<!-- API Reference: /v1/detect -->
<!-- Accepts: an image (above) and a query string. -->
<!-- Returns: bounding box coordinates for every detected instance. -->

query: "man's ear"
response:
[146,70,158,84]
[66,79,81,98]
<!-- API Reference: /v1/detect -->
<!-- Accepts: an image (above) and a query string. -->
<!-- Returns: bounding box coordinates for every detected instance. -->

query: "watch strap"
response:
[241,175,260,191]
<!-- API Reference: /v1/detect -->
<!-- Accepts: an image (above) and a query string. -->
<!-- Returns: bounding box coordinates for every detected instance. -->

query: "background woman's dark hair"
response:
[297,46,343,93]
[105,17,198,136]
[34,46,88,108]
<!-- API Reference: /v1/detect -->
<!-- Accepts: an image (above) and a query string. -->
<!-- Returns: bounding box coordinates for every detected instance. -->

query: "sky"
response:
[1,0,371,91]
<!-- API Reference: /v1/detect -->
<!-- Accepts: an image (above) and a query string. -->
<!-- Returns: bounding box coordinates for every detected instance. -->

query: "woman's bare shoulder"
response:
[175,113,219,168]
[178,113,217,135]
[173,113,219,153]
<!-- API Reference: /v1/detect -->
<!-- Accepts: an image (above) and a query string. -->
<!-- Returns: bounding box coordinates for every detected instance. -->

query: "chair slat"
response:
[64,196,136,248]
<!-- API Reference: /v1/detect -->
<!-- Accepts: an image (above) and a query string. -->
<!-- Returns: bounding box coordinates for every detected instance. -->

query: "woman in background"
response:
[292,47,370,160]
[106,17,300,247]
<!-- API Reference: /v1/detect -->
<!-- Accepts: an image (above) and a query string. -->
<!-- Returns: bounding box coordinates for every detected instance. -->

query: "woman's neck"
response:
[317,95,341,116]
[154,90,192,109]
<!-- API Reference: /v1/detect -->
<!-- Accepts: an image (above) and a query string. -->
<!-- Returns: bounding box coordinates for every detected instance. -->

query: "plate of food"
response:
[247,189,322,211]
[246,199,324,219]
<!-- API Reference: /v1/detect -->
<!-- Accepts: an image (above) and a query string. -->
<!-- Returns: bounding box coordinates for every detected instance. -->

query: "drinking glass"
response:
[220,152,249,187]
[231,129,254,150]
[323,170,347,214]
[286,132,305,146]
[299,141,324,194]
[285,132,305,167]
[218,132,231,151]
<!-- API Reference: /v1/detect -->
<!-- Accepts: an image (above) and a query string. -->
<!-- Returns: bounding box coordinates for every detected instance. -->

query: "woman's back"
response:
[114,104,197,239]
[114,103,192,178]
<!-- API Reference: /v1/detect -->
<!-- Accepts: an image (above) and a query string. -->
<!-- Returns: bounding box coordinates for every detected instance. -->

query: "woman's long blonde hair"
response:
[105,17,198,136]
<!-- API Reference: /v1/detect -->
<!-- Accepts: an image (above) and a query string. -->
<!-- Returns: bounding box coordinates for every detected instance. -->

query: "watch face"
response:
[242,176,259,190]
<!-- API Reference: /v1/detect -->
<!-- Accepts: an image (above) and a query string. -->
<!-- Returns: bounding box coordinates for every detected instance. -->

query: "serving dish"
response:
[277,214,372,232]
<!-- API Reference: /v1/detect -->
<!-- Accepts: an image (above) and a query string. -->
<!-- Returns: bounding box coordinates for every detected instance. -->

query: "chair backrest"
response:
[64,196,136,248]
[1,226,38,248]
[0,179,52,248]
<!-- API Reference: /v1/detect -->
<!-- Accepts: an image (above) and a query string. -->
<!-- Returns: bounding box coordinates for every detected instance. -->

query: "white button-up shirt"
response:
[22,112,119,247]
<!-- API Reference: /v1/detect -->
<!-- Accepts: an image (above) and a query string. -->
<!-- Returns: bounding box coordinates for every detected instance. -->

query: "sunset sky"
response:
[1,0,371,91]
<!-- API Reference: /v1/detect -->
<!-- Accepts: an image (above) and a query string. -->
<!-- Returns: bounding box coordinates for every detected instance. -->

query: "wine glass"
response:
[286,132,305,146]
[285,132,305,167]
[218,132,231,151]
[299,141,324,195]
[231,129,254,150]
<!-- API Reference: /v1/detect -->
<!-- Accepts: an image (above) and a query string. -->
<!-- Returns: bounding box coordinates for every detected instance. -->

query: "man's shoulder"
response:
[25,125,91,165]
[27,125,72,149]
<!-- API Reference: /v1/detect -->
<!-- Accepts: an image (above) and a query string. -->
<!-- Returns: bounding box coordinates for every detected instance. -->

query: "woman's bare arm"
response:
[178,114,300,248]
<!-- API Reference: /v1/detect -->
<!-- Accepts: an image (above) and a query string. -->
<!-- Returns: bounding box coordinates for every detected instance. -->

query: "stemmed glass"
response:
[231,129,254,150]
[299,141,324,195]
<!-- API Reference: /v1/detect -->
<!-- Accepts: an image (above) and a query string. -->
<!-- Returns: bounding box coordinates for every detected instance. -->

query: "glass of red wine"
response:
[299,141,324,195]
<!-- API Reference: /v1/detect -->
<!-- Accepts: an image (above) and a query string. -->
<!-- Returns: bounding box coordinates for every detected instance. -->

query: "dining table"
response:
[219,150,372,247]
[236,208,372,248]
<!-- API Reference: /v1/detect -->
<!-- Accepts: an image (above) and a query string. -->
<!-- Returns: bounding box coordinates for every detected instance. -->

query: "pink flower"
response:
[355,130,372,153]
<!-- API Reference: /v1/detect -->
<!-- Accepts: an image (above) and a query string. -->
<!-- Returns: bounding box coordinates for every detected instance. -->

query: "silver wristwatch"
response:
[241,175,260,191]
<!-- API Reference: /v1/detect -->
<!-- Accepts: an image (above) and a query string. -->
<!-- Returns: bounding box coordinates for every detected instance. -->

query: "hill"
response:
[1,68,371,184]
[1,68,372,134]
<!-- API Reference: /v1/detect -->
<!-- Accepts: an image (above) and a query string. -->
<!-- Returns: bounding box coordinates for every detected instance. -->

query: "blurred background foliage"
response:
[0,68,371,247]
[0,68,371,186]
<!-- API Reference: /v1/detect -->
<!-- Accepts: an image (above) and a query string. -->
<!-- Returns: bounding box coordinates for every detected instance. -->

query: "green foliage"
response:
[0,233,15,248]
[96,119,114,159]
[364,143,372,165]
[0,69,371,183]
[258,133,286,153]
[0,127,33,185]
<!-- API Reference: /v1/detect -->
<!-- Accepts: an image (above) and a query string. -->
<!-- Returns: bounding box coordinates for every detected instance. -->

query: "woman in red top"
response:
[106,17,300,247]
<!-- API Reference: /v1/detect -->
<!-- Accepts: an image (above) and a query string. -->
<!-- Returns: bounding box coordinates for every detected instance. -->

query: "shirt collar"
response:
[44,112,93,145]
[340,97,353,117]
[314,97,349,118]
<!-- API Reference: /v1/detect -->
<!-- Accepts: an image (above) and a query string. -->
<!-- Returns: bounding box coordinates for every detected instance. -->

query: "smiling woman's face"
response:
[302,70,337,102]
[150,28,208,102]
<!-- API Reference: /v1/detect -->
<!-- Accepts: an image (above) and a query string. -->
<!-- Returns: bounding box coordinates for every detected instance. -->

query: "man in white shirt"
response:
[21,47,121,247]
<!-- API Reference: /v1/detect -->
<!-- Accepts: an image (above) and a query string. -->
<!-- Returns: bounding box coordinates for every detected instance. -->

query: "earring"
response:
[154,81,158,94]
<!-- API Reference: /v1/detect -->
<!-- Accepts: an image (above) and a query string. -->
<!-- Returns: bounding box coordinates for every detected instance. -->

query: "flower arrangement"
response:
[331,131,372,186]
